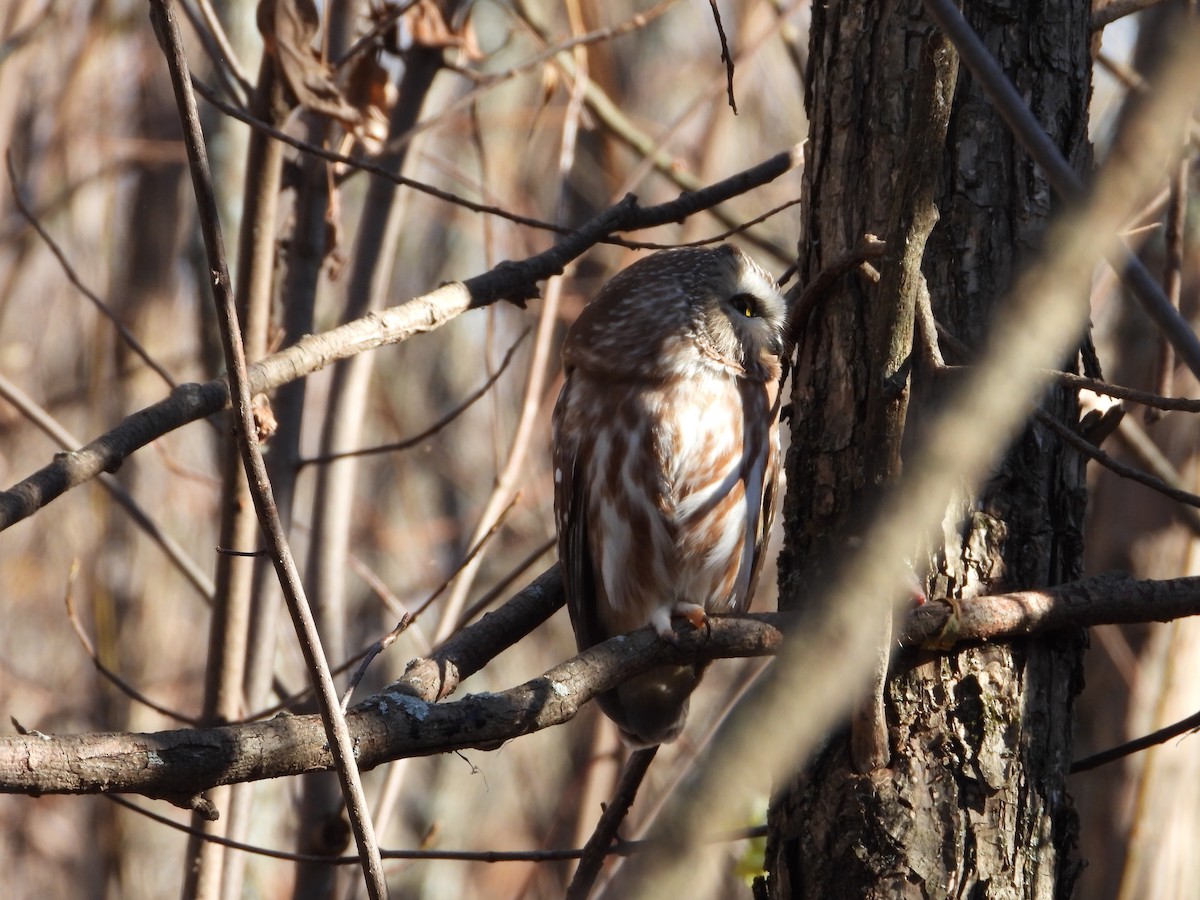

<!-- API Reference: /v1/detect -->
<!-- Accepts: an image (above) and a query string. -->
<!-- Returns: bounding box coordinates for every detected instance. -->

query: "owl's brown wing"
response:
[745,435,779,605]
[735,372,785,610]
[552,378,606,654]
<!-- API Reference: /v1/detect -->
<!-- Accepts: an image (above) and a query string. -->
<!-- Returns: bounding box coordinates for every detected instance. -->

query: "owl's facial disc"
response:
[697,247,786,378]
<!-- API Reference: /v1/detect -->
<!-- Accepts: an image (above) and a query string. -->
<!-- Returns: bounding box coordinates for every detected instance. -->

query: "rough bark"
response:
[766,1,1091,897]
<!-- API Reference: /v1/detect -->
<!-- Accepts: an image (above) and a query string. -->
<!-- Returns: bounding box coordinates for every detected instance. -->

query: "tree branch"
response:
[0,145,800,533]
[7,571,1200,799]
[0,612,781,798]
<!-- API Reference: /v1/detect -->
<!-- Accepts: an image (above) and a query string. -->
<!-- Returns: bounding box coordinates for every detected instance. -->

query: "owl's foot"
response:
[650,602,709,644]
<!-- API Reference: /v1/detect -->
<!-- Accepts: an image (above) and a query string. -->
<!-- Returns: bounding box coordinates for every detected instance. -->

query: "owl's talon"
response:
[674,602,709,633]
[649,602,708,643]
[650,605,677,642]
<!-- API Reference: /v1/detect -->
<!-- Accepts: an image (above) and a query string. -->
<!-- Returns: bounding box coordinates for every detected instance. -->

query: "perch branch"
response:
[9,572,1200,798]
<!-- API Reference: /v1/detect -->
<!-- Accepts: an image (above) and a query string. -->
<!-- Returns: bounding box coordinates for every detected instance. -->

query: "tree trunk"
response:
[765,1,1092,896]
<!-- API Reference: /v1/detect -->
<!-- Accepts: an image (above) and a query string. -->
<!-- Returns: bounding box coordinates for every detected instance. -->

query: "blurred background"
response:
[0,1,1194,898]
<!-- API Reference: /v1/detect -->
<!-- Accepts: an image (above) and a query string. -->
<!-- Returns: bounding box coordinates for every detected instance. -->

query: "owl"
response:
[552,245,787,746]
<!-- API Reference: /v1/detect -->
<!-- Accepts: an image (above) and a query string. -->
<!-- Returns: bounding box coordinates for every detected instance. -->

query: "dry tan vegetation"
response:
[0,1,1197,898]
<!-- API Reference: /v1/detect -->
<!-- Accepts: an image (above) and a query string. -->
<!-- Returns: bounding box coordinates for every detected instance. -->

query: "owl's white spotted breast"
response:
[555,364,775,639]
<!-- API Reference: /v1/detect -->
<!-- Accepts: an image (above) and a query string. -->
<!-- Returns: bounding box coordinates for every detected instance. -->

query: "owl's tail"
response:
[599,664,705,747]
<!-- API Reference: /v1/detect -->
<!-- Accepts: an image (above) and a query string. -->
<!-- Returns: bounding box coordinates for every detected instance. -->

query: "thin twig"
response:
[6,152,177,389]
[178,0,252,102]
[787,234,887,343]
[1111,414,1200,535]
[340,495,520,709]
[146,2,388,895]
[430,282,559,643]
[104,793,766,864]
[1034,408,1200,514]
[191,75,570,234]
[299,326,531,467]
[1093,0,1177,32]
[234,553,556,723]
[614,656,771,881]
[707,0,737,114]
[0,372,216,601]
[391,563,563,702]
[334,0,422,68]
[372,0,682,163]
[1071,709,1200,773]
[64,562,200,726]
[618,197,803,251]
[1049,370,1200,412]
[454,537,556,629]
[1148,153,1190,421]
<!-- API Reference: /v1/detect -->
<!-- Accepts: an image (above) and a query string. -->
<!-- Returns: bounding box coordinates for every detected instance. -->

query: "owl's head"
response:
[687,244,787,382]
[563,244,788,383]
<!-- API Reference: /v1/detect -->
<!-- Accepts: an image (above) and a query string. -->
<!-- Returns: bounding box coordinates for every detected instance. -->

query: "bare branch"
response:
[394,564,565,703]
[1050,370,1200,412]
[707,0,737,114]
[299,326,531,467]
[9,571,1200,799]
[106,793,766,865]
[1033,408,1200,517]
[1093,0,1176,32]
[5,152,177,389]
[0,373,216,601]
[898,573,1200,647]
[1071,708,1200,773]
[63,565,200,726]
[0,611,782,798]
[0,145,800,533]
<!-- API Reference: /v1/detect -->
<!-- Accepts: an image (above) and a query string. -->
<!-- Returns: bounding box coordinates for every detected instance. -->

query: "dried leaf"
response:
[257,0,362,126]
[251,394,278,443]
[344,52,396,155]
[406,0,483,61]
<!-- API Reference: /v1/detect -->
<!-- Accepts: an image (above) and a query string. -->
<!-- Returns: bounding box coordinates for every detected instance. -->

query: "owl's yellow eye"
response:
[730,293,758,318]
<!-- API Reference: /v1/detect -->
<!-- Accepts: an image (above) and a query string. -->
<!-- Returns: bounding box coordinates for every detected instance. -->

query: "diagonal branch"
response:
[567,747,659,900]
[0,144,800,534]
[925,0,1200,382]
[148,1,387,893]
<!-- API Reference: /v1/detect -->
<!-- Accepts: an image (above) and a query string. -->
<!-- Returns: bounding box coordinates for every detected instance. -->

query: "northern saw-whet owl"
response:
[551,245,787,746]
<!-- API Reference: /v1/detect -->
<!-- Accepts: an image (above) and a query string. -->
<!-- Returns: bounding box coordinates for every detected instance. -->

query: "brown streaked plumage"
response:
[552,245,787,745]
